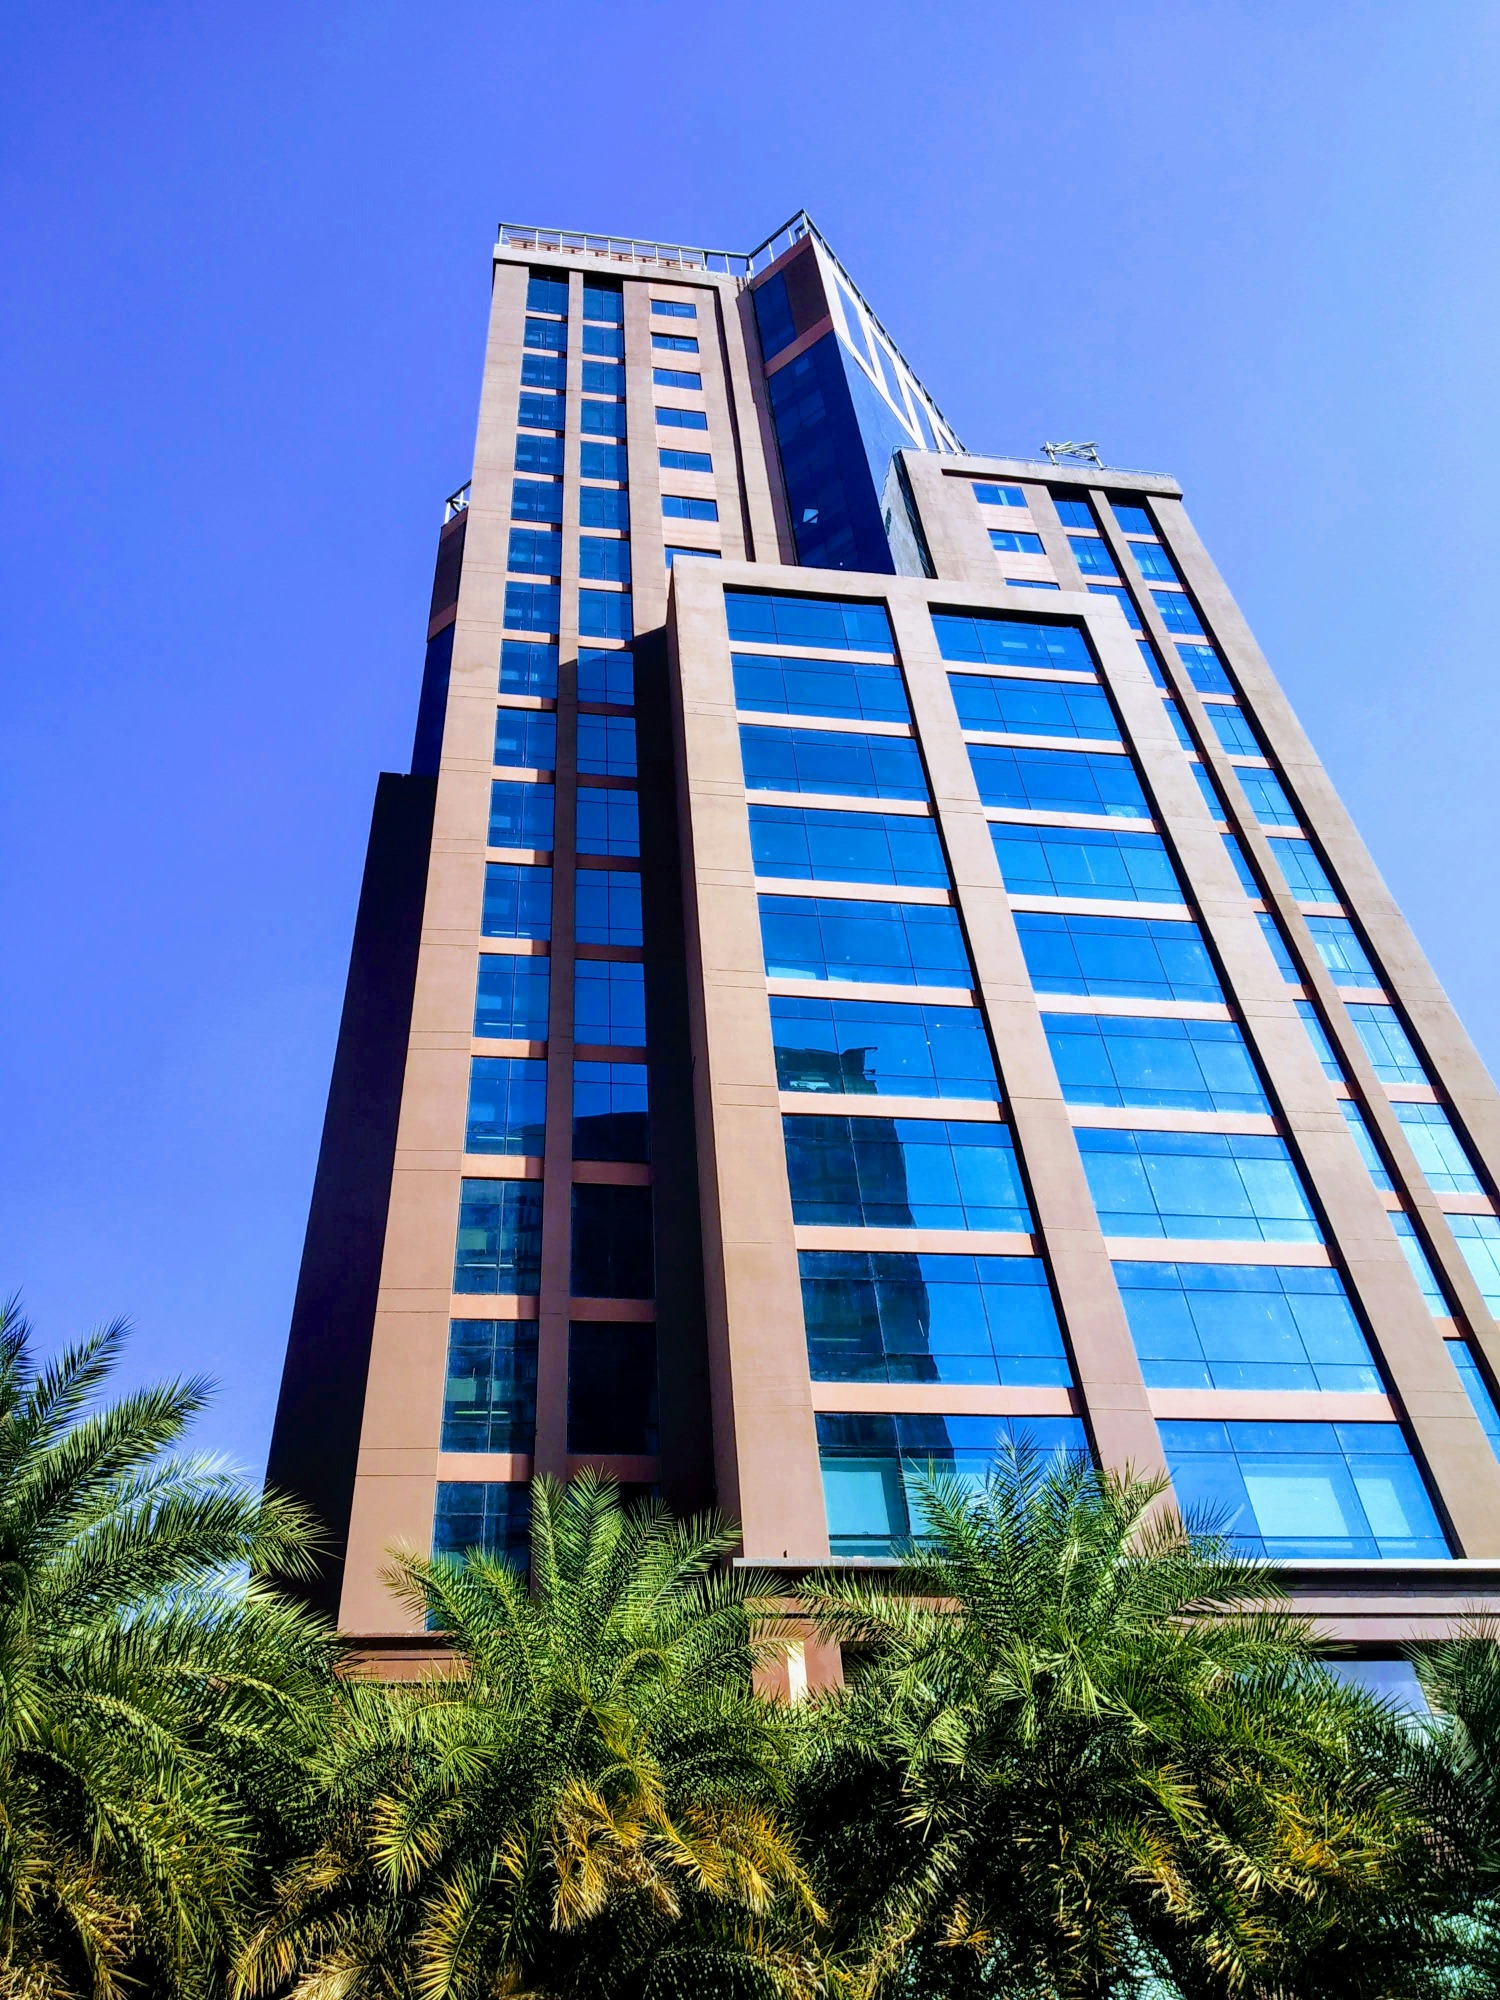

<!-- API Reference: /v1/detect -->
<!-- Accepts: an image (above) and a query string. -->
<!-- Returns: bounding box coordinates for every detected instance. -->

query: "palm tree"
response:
[238,1474,825,2000]
[1405,1624,1500,1991]
[795,1445,1441,2000]
[0,1300,336,2000]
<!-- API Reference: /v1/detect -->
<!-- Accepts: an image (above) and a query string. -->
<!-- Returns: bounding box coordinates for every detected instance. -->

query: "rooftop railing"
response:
[496,211,818,279]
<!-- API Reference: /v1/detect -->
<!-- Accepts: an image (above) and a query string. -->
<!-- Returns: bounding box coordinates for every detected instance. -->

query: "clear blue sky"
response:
[3,3,1497,1477]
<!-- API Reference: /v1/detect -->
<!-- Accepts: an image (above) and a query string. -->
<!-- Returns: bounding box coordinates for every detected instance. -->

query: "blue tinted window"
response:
[518,392,565,430]
[1162,699,1194,749]
[504,583,560,634]
[578,714,636,777]
[583,324,624,357]
[653,366,702,390]
[1193,762,1229,820]
[752,270,797,357]
[582,360,625,396]
[580,441,628,480]
[1221,832,1259,895]
[1077,1129,1321,1242]
[579,590,633,641]
[1131,542,1178,583]
[578,648,634,706]
[582,282,623,323]
[1341,1099,1393,1189]
[579,537,631,584]
[1176,643,1232,693]
[1117,1262,1378,1393]
[1349,1004,1427,1084]
[1238,767,1299,827]
[1306,915,1379,988]
[1393,1212,1449,1313]
[1452,1344,1500,1457]
[511,478,563,524]
[453,1180,544,1294]
[653,331,699,353]
[1205,702,1259,756]
[1152,589,1205,637]
[581,399,626,438]
[580,486,630,529]
[663,494,718,521]
[1394,1102,1483,1194]
[727,591,895,655]
[575,867,641,946]
[734,654,909,724]
[660,447,712,473]
[1016,911,1221,1001]
[441,1321,537,1453]
[1044,1013,1268,1114]
[577,786,639,857]
[1450,1216,1500,1312]
[574,958,646,1045]
[785,1115,1030,1232]
[933,613,1092,671]
[1069,536,1119,578]
[1112,503,1153,535]
[761,895,971,988]
[991,823,1183,903]
[665,546,722,567]
[1160,1420,1446,1560]
[741,724,927,801]
[482,862,551,939]
[771,994,997,1099]
[465,1057,547,1156]
[573,1060,648,1162]
[652,298,696,318]
[817,1412,1089,1556]
[970,744,1148,818]
[489,781,554,850]
[521,351,565,391]
[494,710,556,771]
[1297,1000,1346,1081]
[433,1481,531,1566]
[524,318,566,353]
[1271,837,1339,904]
[973,482,1025,507]
[951,673,1115,741]
[657,405,709,431]
[990,528,1045,555]
[1257,910,1299,982]
[474,956,550,1041]
[801,1251,1067,1386]
[1052,497,1095,529]
[1008,580,1061,592]
[499,639,558,697]
[568,1324,657,1451]
[1086,584,1142,633]
[515,433,564,475]
[571,1184,653,1298]
[526,272,567,315]
[749,805,947,888]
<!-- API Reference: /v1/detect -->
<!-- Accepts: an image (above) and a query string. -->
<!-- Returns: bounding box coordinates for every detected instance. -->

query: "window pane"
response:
[453,1180,544,1294]
[568,1325,658,1452]
[785,1115,1031,1231]
[662,493,719,521]
[504,583,561,634]
[583,324,624,357]
[1176,644,1232,694]
[970,744,1148,818]
[515,434,564,475]
[665,546,722,567]
[580,486,630,530]
[1341,1100,1393,1189]
[570,1184,654,1298]
[580,442,628,481]
[771,994,997,1099]
[761,895,972,988]
[433,1481,531,1566]
[582,359,625,395]
[657,405,709,431]
[990,823,1183,903]
[1052,497,1095,529]
[482,862,552,939]
[1015,911,1222,1002]
[574,958,647,1045]
[465,1057,547,1156]
[1044,1012,1268,1114]
[951,673,1116,741]
[1086,584,1142,633]
[582,282,623,323]
[488,781,554,850]
[741,724,928,801]
[1205,702,1260,756]
[1112,503,1153,535]
[652,298,696,318]
[1238,768,1299,827]
[1451,1343,1500,1458]
[441,1321,538,1453]
[579,537,632,585]
[660,447,712,472]
[494,711,556,771]
[1159,1419,1447,1560]
[1069,535,1118,578]
[801,1250,1068,1385]
[727,591,895,655]
[1077,1129,1322,1243]
[581,399,626,438]
[578,648,634,706]
[525,273,567,315]
[933,612,1092,671]
[1304,915,1379,988]
[499,639,558,697]
[1393,1102,1483,1194]
[1116,1262,1378,1393]
[734,654,909,724]
[517,392,565,431]
[652,331,699,353]
[990,529,1046,556]
[1348,1004,1428,1084]
[520,351,565,391]
[1297,1000,1345,1081]
[573,1060,649,1161]
[511,479,563,524]
[1152,589,1205,636]
[1392,1212,1449,1313]
[973,482,1025,507]
[577,786,639,857]
[473,956,550,1041]
[575,868,642,946]
[579,590,633,641]
[749,805,948,888]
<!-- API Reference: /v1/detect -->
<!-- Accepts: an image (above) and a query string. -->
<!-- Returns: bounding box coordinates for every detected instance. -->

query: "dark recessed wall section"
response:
[634,625,716,1515]
[264,769,436,1615]
[411,509,467,776]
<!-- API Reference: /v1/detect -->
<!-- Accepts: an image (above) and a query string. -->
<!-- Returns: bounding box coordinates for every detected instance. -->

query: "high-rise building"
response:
[268,213,1500,1667]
